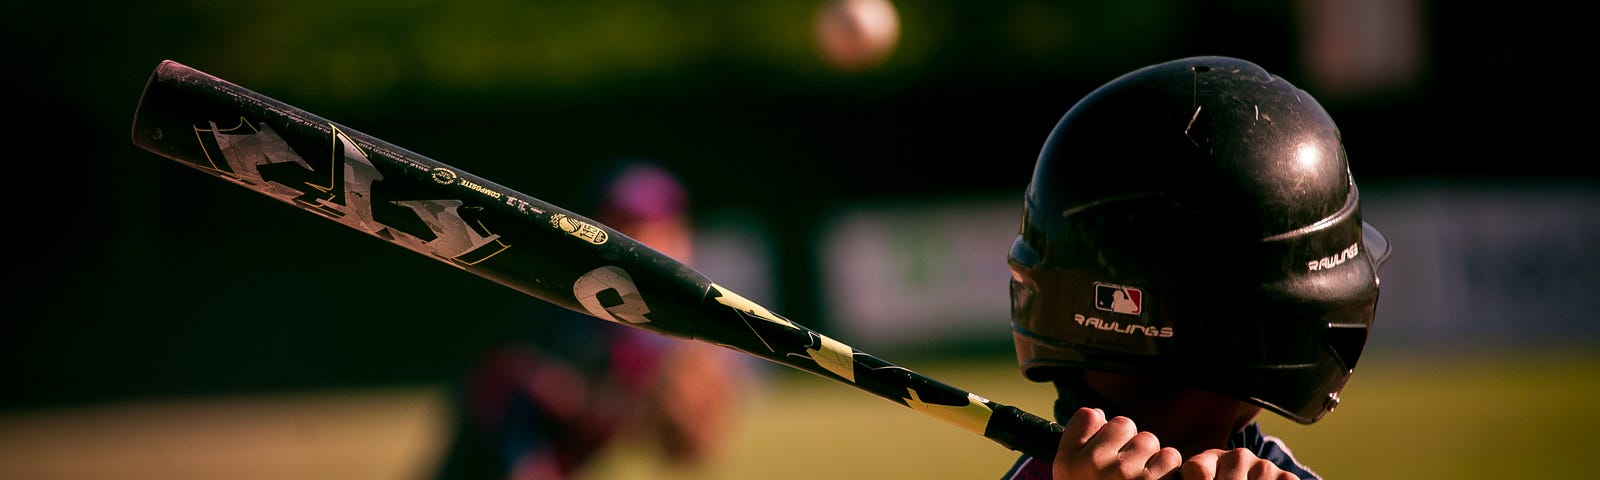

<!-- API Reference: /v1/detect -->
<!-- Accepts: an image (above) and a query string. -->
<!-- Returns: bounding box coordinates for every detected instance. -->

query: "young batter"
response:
[1001,56,1392,480]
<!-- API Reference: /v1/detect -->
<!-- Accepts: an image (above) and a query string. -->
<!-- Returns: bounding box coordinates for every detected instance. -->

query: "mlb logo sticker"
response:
[1094,283,1143,316]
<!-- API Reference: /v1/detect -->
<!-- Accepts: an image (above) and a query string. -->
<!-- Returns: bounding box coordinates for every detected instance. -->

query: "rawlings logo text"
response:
[1073,314,1173,338]
[1308,243,1360,271]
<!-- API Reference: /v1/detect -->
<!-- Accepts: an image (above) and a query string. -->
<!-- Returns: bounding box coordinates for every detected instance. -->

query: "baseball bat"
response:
[129,59,1065,462]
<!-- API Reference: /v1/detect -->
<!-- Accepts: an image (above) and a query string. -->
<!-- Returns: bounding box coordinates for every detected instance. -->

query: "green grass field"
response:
[591,345,1600,480]
[2,344,1595,480]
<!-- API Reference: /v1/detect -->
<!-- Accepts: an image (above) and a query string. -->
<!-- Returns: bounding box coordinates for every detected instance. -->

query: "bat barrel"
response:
[131,58,1065,467]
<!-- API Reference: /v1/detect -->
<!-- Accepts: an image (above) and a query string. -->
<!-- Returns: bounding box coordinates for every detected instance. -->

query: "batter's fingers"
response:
[1180,448,1297,480]
[1087,416,1140,470]
[1113,431,1175,480]
[1061,407,1108,447]
[1120,430,1162,455]
[1246,456,1297,480]
[1054,408,1107,479]
[1179,449,1221,480]
[1214,448,1253,480]
[1143,446,1183,480]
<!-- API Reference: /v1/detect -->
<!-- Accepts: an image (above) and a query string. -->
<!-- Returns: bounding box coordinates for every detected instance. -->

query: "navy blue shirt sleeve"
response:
[1227,422,1321,480]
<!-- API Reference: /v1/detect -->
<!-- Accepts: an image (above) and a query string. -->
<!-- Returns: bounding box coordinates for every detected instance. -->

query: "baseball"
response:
[813,0,901,72]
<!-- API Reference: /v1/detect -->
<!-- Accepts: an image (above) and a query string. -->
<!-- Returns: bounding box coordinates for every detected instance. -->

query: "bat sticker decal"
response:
[573,266,653,324]
[195,117,513,265]
[549,213,609,245]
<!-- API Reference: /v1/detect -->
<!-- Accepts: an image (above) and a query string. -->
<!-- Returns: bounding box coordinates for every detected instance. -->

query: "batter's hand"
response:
[1053,407,1184,480]
[1178,449,1300,480]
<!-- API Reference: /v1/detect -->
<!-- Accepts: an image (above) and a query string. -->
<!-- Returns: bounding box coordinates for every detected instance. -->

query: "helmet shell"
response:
[1008,56,1390,424]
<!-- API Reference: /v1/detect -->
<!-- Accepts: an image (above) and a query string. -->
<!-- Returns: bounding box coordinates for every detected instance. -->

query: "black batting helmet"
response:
[1007,56,1391,424]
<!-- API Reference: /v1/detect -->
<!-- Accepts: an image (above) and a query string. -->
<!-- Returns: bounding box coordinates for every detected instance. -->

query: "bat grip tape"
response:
[984,404,1065,463]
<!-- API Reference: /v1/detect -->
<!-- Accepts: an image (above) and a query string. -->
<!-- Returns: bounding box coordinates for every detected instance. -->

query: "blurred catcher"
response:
[431,160,750,480]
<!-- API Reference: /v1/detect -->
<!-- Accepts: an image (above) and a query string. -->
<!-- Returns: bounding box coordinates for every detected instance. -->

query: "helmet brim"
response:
[1362,221,1391,268]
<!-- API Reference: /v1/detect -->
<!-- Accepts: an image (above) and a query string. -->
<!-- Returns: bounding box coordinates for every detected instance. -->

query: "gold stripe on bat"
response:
[710,284,856,382]
[711,284,795,329]
[808,333,855,382]
[905,391,995,436]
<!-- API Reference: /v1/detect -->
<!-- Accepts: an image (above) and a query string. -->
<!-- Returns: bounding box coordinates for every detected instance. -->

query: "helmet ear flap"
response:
[1009,275,1036,324]
[1325,322,1369,371]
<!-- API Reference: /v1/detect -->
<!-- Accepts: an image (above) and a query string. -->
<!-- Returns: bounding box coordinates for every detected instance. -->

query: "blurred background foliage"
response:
[2,3,1596,476]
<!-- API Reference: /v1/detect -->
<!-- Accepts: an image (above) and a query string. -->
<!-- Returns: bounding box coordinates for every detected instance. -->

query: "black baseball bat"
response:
[129,59,1065,462]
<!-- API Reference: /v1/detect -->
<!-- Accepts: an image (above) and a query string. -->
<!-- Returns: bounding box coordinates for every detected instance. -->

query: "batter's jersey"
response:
[999,422,1320,480]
